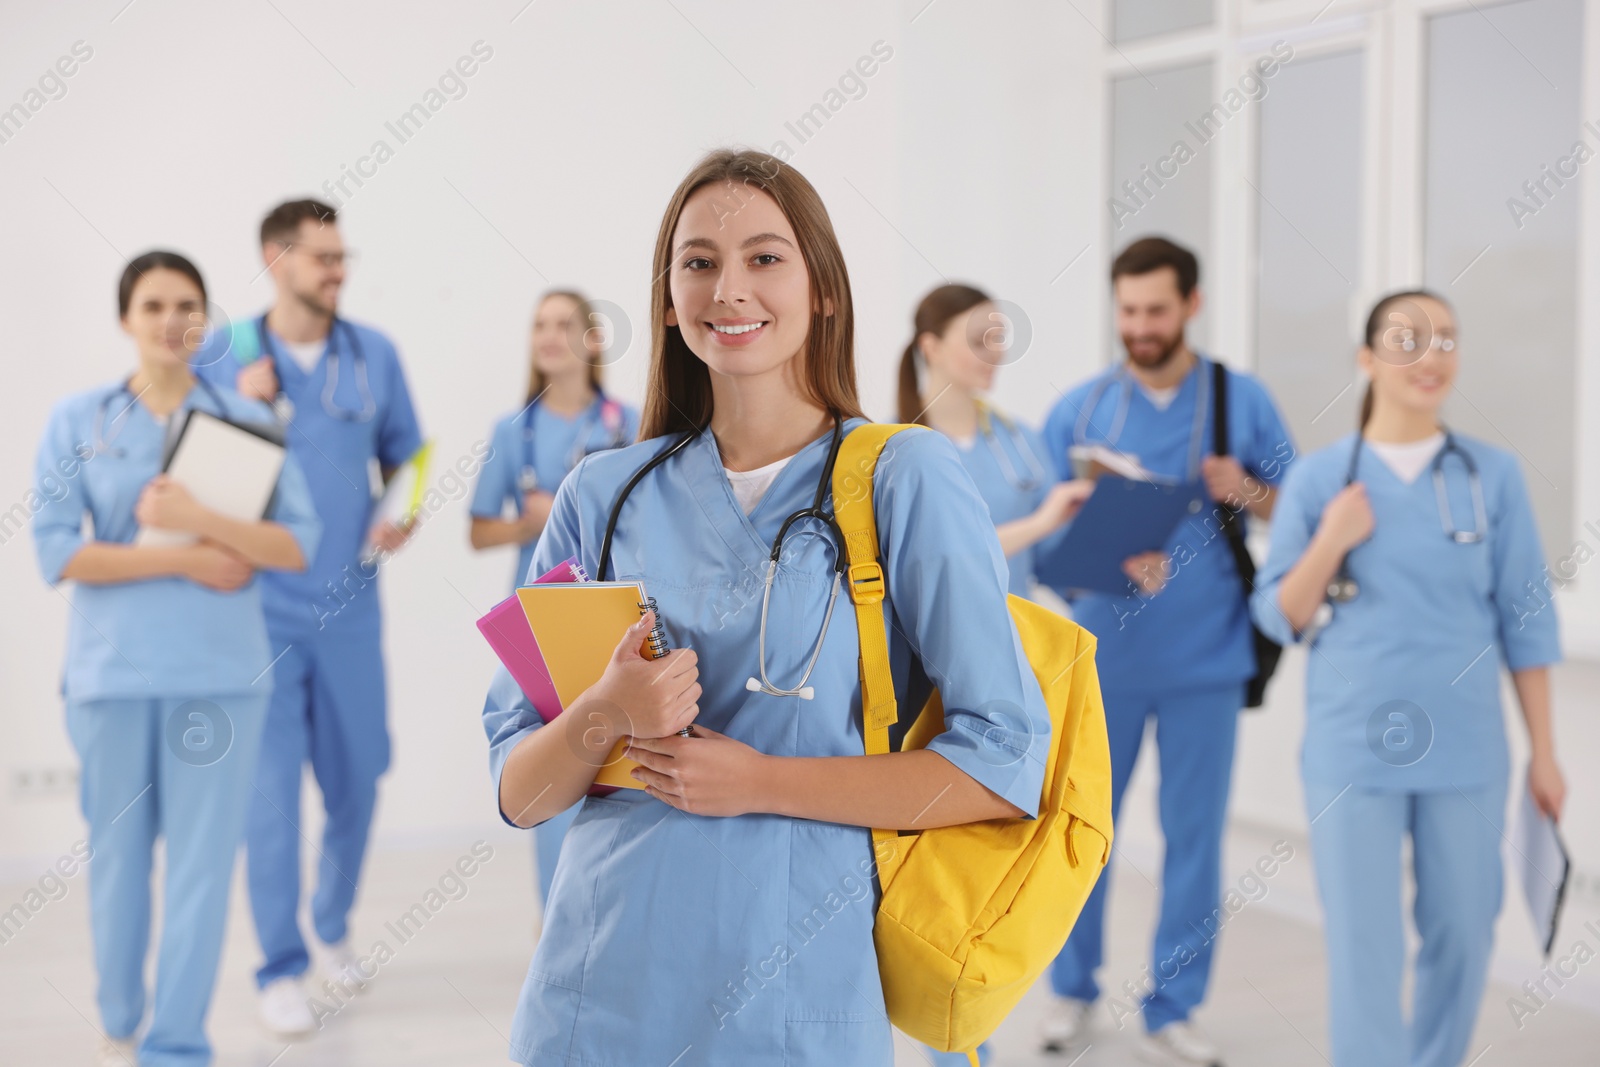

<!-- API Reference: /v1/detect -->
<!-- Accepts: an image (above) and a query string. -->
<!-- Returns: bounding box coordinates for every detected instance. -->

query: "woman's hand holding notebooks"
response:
[476,558,693,795]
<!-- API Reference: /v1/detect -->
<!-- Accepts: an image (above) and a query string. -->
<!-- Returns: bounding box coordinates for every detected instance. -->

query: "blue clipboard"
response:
[1035,476,1207,596]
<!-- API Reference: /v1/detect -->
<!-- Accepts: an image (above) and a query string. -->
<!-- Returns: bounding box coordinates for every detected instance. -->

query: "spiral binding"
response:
[638,596,670,660]
[638,594,694,738]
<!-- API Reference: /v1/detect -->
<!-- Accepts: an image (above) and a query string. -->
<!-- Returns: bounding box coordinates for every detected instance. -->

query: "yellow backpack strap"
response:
[831,423,913,747]
[832,423,918,881]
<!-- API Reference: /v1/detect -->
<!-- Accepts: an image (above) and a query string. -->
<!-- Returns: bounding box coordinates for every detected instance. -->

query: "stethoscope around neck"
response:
[1072,356,1211,481]
[975,400,1050,493]
[255,314,376,423]
[1326,427,1487,603]
[518,392,628,494]
[93,374,228,457]
[596,413,849,701]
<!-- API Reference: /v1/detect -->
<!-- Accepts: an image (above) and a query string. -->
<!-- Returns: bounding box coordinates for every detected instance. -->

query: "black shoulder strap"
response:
[1210,360,1257,583]
[1211,358,1230,458]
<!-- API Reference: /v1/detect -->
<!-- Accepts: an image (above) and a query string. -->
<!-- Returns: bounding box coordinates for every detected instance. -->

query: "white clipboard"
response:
[135,409,287,547]
[1513,775,1571,958]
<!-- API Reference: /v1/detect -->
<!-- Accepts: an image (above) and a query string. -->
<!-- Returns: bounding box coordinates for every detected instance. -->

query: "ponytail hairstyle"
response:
[1359,289,1451,429]
[896,283,991,424]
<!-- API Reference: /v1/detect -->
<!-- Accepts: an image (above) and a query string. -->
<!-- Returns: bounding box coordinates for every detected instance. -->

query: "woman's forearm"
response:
[470,515,533,550]
[1512,666,1555,759]
[763,749,1023,829]
[498,703,620,827]
[996,513,1046,557]
[1275,530,1348,634]
[190,512,304,570]
[59,542,191,584]
[1246,484,1277,520]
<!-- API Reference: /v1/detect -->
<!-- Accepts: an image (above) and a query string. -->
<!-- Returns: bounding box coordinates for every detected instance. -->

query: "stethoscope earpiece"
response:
[745,676,814,700]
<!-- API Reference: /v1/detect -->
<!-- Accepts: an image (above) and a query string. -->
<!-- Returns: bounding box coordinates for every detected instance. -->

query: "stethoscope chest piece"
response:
[596,415,850,704]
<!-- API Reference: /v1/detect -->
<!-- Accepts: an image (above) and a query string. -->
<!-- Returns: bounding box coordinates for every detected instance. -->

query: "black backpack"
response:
[1210,360,1282,709]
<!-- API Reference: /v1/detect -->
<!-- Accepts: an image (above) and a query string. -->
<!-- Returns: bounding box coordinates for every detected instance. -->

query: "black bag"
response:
[1211,360,1282,709]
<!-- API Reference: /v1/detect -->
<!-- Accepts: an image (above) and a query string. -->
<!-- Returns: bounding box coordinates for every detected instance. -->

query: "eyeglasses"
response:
[1383,330,1455,354]
[277,245,358,270]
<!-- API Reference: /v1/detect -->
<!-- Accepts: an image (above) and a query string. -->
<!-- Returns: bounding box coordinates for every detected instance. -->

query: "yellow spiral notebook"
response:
[514,581,670,792]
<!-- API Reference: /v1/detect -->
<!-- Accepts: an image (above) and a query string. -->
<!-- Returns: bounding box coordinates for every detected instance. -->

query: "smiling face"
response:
[1114,266,1200,370]
[664,183,815,386]
[920,301,1002,394]
[1360,294,1458,417]
[120,268,207,368]
[531,292,598,382]
[269,218,347,317]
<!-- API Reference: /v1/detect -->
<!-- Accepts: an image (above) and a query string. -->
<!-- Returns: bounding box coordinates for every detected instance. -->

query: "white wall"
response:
[4,6,1595,1013]
[0,1,1105,868]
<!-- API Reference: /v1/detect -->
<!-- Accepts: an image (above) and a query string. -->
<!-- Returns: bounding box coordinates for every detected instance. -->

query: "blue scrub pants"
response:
[1305,779,1506,1067]
[67,693,268,1067]
[1049,683,1242,1032]
[532,804,578,906]
[247,633,388,988]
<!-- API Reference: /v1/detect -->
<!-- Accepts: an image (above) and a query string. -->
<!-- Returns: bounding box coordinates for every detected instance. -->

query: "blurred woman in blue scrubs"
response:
[897,283,1091,600]
[482,149,1051,1066]
[469,289,638,906]
[897,283,1090,1067]
[32,252,320,1067]
[1251,290,1564,1067]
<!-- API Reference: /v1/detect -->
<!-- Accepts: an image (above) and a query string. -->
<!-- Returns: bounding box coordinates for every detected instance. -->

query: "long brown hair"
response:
[639,149,864,439]
[896,283,990,424]
[1359,289,1451,428]
[525,289,605,406]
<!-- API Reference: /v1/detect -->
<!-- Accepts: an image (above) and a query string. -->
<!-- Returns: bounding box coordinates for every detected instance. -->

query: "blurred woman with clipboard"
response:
[31,251,320,1067]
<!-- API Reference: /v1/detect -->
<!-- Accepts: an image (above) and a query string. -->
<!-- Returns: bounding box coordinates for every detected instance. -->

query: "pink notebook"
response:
[475,557,587,725]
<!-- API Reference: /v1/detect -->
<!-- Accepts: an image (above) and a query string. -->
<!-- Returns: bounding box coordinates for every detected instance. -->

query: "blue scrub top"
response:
[1041,356,1295,694]
[470,396,640,587]
[480,421,1050,1065]
[1251,432,1560,791]
[948,414,1056,598]
[193,315,422,640]
[32,380,321,702]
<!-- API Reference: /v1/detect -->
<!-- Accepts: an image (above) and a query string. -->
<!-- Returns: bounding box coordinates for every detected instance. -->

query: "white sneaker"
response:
[1140,1020,1224,1066]
[316,937,369,997]
[1040,996,1093,1053]
[97,1036,137,1066]
[259,976,316,1037]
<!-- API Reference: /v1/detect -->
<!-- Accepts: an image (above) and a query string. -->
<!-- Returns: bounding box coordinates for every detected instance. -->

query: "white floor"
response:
[2,822,1595,1067]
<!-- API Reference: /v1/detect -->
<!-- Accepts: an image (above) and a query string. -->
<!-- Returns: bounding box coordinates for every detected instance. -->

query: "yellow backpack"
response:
[832,423,1114,1063]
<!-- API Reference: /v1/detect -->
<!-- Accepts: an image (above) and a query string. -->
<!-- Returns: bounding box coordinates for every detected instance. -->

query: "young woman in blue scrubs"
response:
[32,252,319,1067]
[469,289,639,905]
[1251,290,1564,1067]
[481,149,1052,1066]
[898,283,1092,600]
